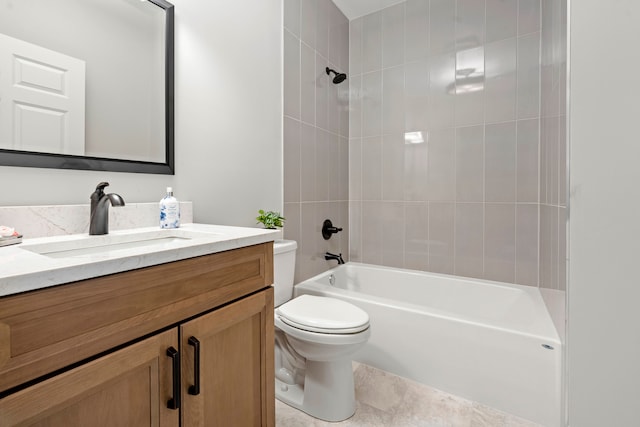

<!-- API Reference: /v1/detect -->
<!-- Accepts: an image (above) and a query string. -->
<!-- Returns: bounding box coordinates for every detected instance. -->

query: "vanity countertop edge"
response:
[0,223,280,297]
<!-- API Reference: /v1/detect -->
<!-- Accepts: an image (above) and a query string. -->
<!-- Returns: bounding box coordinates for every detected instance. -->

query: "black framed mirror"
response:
[0,0,174,174]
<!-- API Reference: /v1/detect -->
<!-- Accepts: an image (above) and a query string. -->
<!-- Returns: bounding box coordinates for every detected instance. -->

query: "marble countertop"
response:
[0,223,280,297]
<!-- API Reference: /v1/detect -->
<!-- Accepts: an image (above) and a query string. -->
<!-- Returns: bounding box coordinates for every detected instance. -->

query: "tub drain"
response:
[541,344,554,350]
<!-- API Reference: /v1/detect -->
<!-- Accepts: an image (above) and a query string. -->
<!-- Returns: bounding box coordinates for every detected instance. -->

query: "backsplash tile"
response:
[404,0,429,62]
[516,119,540,203]
[455,125,485,203]
[361,136,383,201]
[0,202,193,239]
[404,202,429,270]
[429,0,456,55]
[404,60,429,132]
[485,121,517,203]
[361,12,382,73]
[283,30,301,120]
[427,128,456,201]
[284,117,302,203]
[428,53,456,130]
[519,0,541,36]
[486,0,517,43]
[349,17,363,76]
[361,71,383,137]
[454,46,485,127]
[382,65,405,134]
[456,0,486,50]
[484,203,517,283]
[485,38,517,123]
[515,203,539,286]
[315,0,329,59]
[428,202,455,274]
[381,3,405,68]
[454,203,484,278]
[300,0,317,49]
[517,32,541,119]
[301,43,317,125]
[283,0,301,37]
[382,134,405,201]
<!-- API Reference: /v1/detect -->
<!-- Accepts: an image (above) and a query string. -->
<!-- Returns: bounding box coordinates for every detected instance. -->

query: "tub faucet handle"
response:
[322,219,343,240]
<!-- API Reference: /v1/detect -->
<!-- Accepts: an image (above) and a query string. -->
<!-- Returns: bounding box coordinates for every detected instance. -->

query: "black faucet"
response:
[325,252,345,265]
[90,182,125,235]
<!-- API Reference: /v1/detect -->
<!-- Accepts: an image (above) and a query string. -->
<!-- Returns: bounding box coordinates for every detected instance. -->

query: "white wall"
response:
[568,1,640,425]
[0,0,282,227]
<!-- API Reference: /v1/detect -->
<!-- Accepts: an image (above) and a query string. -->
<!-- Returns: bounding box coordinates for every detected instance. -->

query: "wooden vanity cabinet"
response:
[0,329,179,427]
[0,243,275,427]
[181,289,274,427]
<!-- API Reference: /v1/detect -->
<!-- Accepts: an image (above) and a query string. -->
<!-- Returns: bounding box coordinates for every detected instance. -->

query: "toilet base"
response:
[275,358,356,422]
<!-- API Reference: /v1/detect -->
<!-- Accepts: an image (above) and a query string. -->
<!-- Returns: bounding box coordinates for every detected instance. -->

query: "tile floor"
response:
[276,363,542,427]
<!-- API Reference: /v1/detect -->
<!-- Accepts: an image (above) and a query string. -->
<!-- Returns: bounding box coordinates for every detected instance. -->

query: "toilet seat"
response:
[276,294,369,334]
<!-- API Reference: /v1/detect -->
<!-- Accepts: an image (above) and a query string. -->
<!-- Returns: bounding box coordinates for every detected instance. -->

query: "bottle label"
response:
[160,198,180,229]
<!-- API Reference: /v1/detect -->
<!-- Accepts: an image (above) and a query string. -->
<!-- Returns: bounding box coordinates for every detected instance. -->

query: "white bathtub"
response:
[294,263,562,427]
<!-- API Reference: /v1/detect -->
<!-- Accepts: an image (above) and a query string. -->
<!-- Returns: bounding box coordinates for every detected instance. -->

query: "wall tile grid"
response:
[349,0,542,286]
[283,0,351,283]
[539,0,567,292]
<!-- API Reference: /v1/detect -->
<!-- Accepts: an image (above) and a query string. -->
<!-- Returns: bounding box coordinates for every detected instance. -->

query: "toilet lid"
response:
[276,294,369,334]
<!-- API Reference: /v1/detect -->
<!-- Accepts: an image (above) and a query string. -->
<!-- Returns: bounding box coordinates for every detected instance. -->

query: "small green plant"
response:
[256,210,285,229]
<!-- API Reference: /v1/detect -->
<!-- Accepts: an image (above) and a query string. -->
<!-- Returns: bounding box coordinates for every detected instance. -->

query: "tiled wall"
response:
[539,0,567,293]
[539,0,567,339]
[282,0,350,283]
[349,0,542,286]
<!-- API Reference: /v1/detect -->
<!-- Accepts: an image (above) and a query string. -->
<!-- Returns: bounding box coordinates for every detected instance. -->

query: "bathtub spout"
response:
[325,252,344,265]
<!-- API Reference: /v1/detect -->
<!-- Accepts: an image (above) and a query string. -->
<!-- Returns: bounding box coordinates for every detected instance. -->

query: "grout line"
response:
[514,0,521,285]
[536,0,543,288]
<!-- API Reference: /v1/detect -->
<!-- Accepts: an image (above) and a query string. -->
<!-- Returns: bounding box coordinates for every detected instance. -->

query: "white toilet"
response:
[273,240,370,422]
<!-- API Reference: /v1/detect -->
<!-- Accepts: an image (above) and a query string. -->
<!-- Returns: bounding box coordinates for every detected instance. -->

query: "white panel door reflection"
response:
[0,33,85,155]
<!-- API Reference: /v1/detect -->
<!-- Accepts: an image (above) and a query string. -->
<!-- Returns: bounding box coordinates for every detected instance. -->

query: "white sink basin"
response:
[21,229,219,259]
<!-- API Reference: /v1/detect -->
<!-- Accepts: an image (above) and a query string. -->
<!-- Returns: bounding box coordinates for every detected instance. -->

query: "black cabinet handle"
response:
[188,336,201,395]
[166,346,181,410]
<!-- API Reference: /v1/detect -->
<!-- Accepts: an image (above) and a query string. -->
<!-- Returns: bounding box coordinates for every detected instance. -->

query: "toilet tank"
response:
[273,239,297,307]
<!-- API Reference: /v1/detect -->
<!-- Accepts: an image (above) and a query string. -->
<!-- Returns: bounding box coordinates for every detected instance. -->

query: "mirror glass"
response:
[0,0,174,174]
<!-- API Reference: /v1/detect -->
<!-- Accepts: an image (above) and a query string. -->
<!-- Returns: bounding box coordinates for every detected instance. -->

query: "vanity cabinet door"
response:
[0,329,179,427]
[180,287,274,427]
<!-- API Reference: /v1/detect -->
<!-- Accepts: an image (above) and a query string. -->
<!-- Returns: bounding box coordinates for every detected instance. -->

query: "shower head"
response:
[326,67,347,84]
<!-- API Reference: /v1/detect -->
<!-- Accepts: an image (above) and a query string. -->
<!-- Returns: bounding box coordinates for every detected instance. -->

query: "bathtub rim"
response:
[294,262,562,346]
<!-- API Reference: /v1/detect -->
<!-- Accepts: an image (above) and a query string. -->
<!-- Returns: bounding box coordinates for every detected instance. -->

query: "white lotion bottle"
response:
[159,187,180,229]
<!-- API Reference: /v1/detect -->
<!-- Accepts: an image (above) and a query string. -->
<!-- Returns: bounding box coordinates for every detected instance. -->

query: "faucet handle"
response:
[322,219,343,240]
[91,182,110,201]
[95,182,110,191]
[93,182,110,196]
